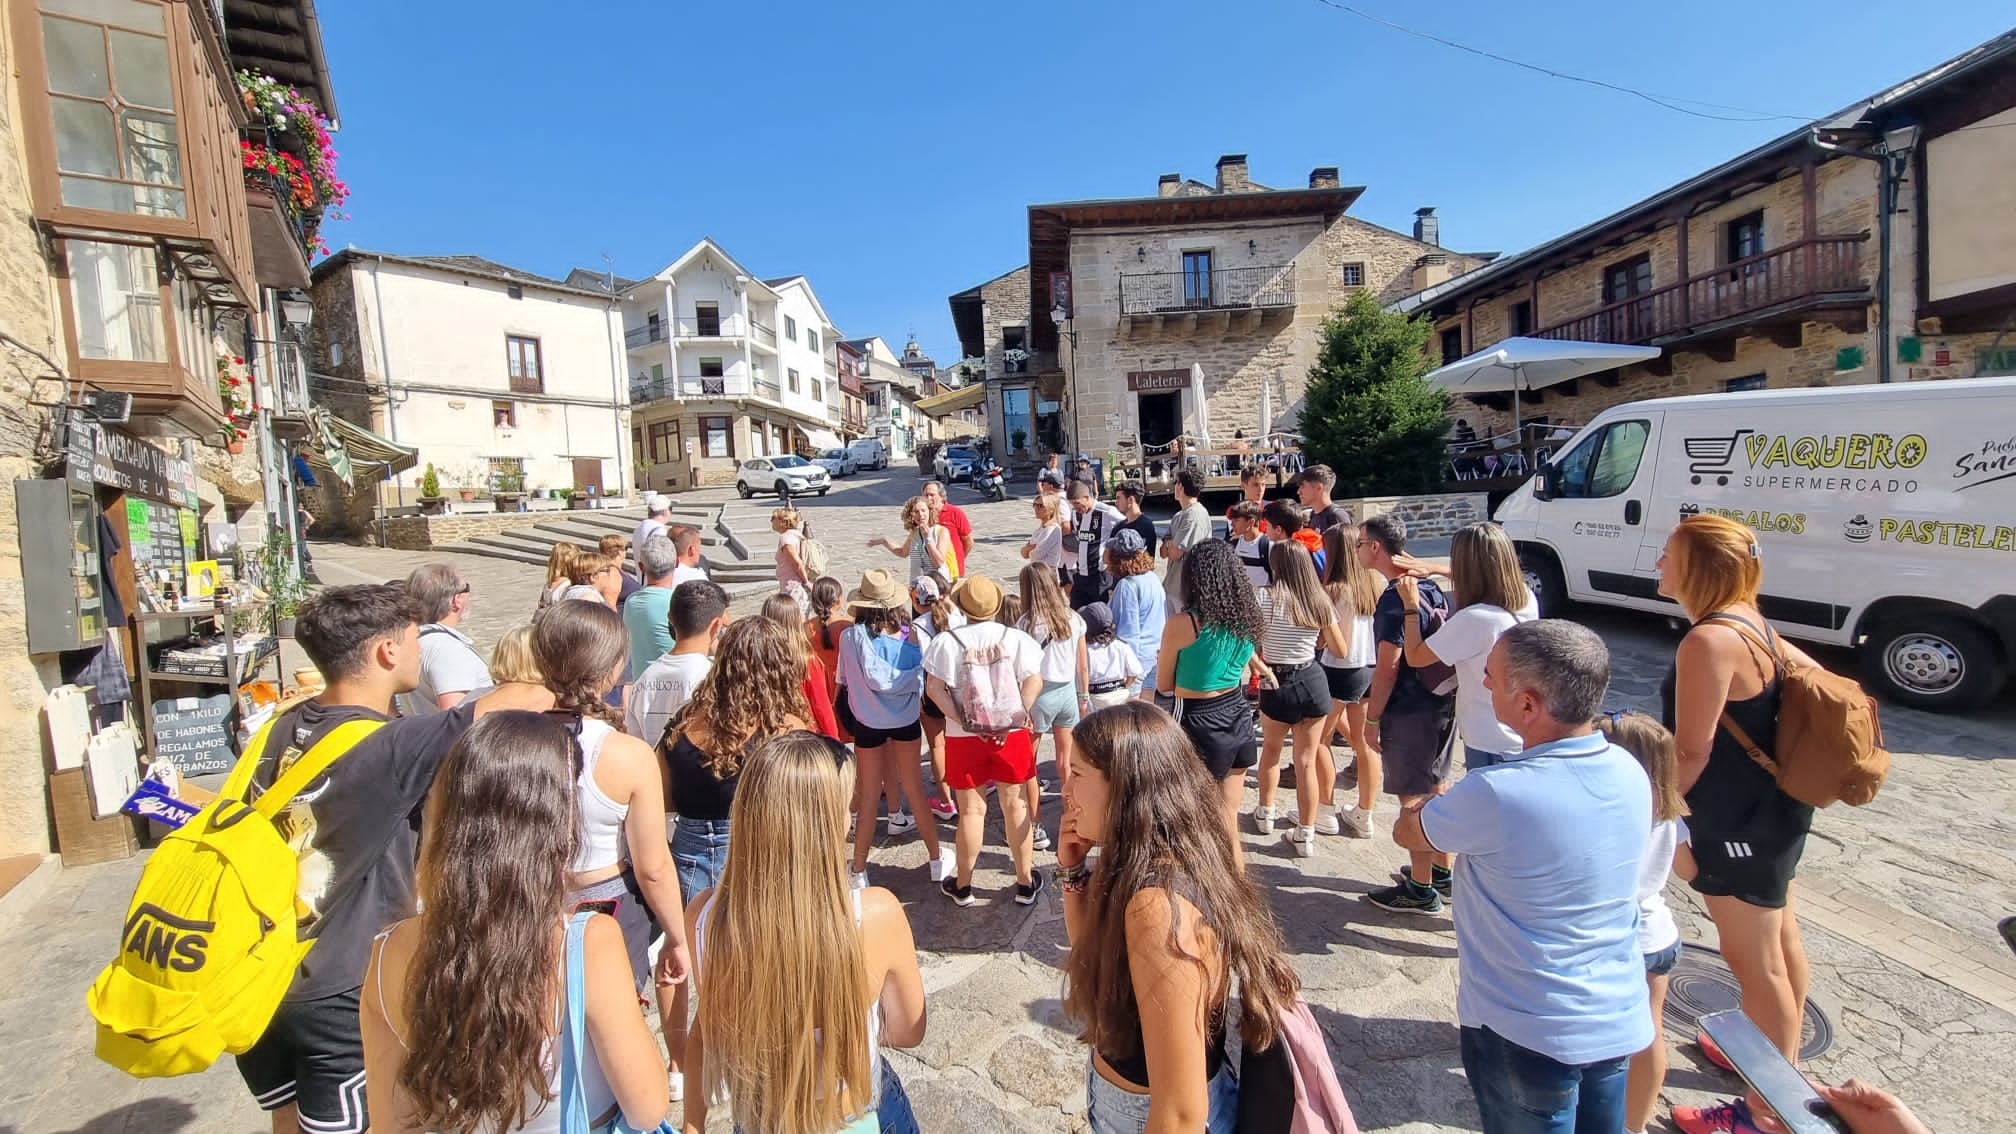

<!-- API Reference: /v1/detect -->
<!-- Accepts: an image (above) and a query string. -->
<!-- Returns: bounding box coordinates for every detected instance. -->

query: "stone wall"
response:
[381,509,611,551]
[1336,492,1490,542]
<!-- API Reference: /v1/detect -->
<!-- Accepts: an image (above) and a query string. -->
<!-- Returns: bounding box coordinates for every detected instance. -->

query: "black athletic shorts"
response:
[1322,663,1373,704]
[237,988,369,1132]
[1687,826,1808,909]
[1258,662,1331,724]
[1177,687,1258,780]
[836,688,921,747]
[1380,701,1455,798]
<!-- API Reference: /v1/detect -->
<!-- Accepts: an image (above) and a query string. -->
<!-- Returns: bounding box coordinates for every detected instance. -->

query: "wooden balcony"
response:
[1534,235,1870,354]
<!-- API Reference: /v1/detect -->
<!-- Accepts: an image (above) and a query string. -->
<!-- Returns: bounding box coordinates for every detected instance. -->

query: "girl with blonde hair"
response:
[1657,514,1819,1134]
[1317,525,1381,836]
[1018,562,1088,851]
[539,542,580,609]
[685,731,926,1134]
[1021,493,1069,574]
[773,508,814,617]
[1250,541,1350,856]
[1397,521,1538,771]
[488,624,543,687]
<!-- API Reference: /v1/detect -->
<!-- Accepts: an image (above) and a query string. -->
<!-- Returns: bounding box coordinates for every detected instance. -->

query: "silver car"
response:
[812,447,859,477]
[736,455,830,498]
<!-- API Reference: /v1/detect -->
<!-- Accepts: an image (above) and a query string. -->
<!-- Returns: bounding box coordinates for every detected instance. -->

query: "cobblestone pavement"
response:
[2,465,2009,1132]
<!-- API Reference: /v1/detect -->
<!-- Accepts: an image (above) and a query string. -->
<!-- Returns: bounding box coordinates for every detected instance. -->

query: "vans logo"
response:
[122,903,213,973]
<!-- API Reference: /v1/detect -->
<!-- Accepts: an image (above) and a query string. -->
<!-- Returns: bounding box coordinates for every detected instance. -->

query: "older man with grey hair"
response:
[1392,619,1651,1134]
[623,534,681,679]
[403,563,491,712]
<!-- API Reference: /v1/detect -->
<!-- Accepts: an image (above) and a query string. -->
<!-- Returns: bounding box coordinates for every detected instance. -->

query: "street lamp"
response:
[1049,304,1080,459]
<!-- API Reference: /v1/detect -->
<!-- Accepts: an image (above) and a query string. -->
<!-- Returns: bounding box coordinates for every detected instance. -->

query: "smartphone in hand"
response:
[1697,1011,1845,1134]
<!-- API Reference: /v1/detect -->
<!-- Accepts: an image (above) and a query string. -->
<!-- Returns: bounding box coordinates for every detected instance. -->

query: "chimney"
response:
[1413,206,1440,247]
[1157,173,1182,198]
[1215,154,1250,194]
[1308,166,1340,190]
[1413,252,1451,292]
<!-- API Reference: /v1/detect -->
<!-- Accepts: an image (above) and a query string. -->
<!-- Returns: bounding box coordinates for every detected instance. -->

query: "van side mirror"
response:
[1532,463,1555,501]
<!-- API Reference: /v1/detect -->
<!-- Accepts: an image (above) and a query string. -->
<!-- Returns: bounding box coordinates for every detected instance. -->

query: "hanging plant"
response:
[235,70,349,213]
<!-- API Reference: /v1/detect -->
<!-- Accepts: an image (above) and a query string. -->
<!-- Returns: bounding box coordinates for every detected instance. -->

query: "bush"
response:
[420,462,441,499]
[1299,291,1450,497]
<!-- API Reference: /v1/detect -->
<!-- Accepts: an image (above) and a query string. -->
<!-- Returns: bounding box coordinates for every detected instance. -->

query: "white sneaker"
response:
[885,810,916,834]
[1312,811,1342,836]
[1286,826,1316,858]
[1340,806,1374,839]
[929,846,955,882]
[1253,804,1278,835]
[1031,824,1052,851]
[667,1071,684,1102]
[849,868,869,890]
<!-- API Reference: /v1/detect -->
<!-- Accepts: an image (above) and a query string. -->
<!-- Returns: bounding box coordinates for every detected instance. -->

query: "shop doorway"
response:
[572,457,604,496]
[1138,392,1183,450]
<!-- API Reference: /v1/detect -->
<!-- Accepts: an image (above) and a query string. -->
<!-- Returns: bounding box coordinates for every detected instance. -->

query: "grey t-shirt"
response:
[410,624,491,714]
[1163,501,1212,600]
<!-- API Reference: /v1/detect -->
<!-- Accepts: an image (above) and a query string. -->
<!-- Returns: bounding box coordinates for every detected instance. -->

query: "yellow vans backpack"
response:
[86,716,384,1077]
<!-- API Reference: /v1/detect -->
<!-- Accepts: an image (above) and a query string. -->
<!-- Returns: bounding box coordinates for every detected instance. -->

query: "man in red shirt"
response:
[923,480,973,577]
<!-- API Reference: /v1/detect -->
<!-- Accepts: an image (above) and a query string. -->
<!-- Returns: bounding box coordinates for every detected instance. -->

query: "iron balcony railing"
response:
[751,320,778,348]
[1118,264,1296,316]
[625,323,667,348]
[1534,235,1870,346]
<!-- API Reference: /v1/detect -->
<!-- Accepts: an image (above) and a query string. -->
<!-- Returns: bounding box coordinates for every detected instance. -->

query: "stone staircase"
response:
[434,504,779,593]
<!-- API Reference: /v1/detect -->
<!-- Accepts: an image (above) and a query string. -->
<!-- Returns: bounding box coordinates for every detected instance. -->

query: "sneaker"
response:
[1252,804,1279,835]
[1400,864,1454,901]
[1671,1098,1767,1134]
[1339,807,1374,839]
[1031,824,1052,851]
[885,810,916,834]
[1285,827,1316,858]
[849,868,869,891]
[667,1071,684,1103]
[1312,811,1341,836]
[929,846,955,883]
[1015,870,1049,905]
[1364,880,1445,915]
[1039,777,1060,796]
[928,795,959,822]
[1695,1030,1737,1072]
[939,877,976,907]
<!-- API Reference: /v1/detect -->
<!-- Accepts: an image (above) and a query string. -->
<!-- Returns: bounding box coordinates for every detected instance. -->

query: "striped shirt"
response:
[1232,535,1272,588]
[1256,587,1332,666]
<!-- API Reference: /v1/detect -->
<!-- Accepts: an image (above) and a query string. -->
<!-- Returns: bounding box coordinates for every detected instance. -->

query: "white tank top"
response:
[570,719,627,874]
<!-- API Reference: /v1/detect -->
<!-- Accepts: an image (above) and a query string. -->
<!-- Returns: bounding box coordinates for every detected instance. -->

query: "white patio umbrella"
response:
[1424,336,1661,427]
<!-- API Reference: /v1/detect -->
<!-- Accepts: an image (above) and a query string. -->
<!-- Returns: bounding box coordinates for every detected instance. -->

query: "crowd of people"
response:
[204,470,1925,1134]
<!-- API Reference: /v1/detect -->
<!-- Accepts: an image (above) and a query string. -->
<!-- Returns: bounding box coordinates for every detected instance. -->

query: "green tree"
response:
[1299,290,1451,497]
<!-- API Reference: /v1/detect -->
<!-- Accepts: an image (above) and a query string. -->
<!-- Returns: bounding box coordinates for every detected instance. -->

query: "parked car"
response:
[847,437,889,471]
[736,455,830,499]
[812,448,858,478]
[934,444,979,483]
[1497,376,2016,711]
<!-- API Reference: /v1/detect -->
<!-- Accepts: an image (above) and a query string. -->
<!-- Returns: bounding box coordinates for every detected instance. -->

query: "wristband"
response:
[1401,607,1420,615]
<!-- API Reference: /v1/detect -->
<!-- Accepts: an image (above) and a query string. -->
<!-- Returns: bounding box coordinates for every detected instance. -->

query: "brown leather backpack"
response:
[1708,613,1890,807]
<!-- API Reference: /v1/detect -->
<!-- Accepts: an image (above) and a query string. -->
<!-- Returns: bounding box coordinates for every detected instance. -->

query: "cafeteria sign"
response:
[1126,368,1191,392]
[78,423,199,509]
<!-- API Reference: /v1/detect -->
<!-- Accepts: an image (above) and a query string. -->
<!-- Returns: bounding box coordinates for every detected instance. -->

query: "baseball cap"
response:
[1078,601,1115,640]
[1037,470,1067,489]
[911,575,942,605]
[1106,528,1147,558]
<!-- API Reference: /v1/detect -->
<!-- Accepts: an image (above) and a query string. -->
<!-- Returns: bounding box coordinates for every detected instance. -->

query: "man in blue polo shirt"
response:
[1394,619,1651,1134]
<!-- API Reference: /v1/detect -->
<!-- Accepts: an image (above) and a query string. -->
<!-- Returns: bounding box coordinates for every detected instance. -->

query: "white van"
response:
[847,437,889,471]
[1496,376,2016,711]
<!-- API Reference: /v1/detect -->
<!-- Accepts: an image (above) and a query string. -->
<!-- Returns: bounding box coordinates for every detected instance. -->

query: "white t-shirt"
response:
[1232,534,1272,588]
[1424,596,1540,754]
[1020,611,1085,685]
[1321,601,1377,669]
[625,652,712,742]
[1636,818,1682,955]
[669,563,709,589]
[1087,640,1143,687]
[921,621,1042,738]
[1028,524,1067,570]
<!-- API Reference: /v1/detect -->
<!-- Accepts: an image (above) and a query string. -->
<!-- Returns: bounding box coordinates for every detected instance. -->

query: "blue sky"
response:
[319,1,2010,365]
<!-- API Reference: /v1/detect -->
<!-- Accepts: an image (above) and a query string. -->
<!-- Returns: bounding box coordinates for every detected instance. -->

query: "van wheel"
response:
[1519,548,1569,619]
[1858,615,2005,711]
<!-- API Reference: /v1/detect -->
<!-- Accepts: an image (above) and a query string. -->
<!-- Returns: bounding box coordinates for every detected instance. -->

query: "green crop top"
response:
[1171,613,1255,693]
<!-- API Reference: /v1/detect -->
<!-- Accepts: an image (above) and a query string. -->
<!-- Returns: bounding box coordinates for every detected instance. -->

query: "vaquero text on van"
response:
[1742,432,1928,471]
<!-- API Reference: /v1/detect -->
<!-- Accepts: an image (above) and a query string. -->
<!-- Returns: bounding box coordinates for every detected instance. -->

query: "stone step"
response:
[481,525,729,555]
[437,541,551,567]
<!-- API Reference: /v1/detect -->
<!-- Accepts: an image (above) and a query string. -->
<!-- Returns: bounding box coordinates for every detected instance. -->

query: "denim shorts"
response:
[1087,1061,1237,1134]
[1030,679,1082,732]
[1644,940,1682,976]
[671,816,731,902]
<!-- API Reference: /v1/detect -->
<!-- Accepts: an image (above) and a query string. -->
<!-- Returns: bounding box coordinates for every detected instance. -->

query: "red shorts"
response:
[944,731,1036,791]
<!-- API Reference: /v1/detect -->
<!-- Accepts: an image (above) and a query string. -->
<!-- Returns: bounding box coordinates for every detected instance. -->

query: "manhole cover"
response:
[1663,944,1833,1062]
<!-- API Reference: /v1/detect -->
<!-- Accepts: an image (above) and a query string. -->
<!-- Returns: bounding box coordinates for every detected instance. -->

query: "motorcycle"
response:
[970,459,1008,503]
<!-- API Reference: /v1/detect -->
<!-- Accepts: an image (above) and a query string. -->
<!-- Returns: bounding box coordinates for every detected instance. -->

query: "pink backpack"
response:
[1238,999,1359,1134]
[946,626,1029,735]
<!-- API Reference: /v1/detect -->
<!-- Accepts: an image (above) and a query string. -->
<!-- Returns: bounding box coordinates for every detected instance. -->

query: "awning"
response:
[916,383,986,416]
[303,415,418,483]
[1425,337,1662,422]
[801,426,845,450]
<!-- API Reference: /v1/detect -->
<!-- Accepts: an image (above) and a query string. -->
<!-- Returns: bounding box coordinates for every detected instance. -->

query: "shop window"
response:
[648,420,679,463]
[66,239,164,361]
[701,415,732,458]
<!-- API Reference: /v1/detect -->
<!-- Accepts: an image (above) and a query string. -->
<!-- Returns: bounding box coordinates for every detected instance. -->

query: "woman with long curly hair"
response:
[685,731,927,1134]
[1102,528,1165,700]
[1155,538,1271,866]
[762,592,841,739]
[1059,703,1300,1133]
[535,601,693,1091]
[869,496,957,585]
[361,712,671,1134]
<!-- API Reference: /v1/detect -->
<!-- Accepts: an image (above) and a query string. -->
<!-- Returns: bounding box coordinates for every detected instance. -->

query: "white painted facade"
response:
[321,254,628,502]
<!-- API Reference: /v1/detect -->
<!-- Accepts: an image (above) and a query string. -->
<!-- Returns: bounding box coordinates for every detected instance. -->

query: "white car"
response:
[736,455,830,499]
[812,448,858,478]
[934,444,979,483]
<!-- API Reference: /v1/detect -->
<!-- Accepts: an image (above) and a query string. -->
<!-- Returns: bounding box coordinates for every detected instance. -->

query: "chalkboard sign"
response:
[149,692,238,777]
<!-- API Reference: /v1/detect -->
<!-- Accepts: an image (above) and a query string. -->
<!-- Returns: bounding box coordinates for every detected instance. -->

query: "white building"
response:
[309,252,630,505]
[616,239,846,490]
[845,335,935,456]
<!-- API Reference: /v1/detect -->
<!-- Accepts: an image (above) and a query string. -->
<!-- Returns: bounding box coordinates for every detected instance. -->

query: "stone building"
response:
[1395,31,2016,443]
[1025,155,1492,462]
[0,0,342,860]
[948,265,1048,464]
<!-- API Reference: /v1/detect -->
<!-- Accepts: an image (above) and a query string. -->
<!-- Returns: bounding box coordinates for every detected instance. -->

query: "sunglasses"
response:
[456,583,472,595]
